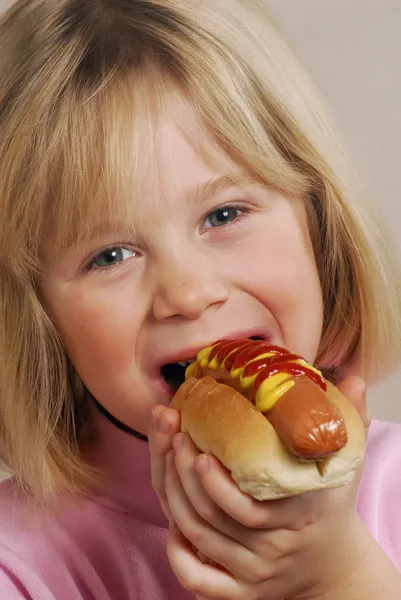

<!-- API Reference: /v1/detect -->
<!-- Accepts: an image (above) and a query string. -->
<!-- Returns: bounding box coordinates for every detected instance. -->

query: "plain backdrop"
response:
[265,0,401,422]
[0,0,400,422]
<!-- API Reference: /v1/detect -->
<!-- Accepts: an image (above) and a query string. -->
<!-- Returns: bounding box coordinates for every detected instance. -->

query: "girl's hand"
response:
[149,403,182,525]
[149,377,377,600]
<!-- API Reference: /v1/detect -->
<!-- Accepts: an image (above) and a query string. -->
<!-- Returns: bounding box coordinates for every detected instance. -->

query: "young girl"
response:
[0,0,400,598]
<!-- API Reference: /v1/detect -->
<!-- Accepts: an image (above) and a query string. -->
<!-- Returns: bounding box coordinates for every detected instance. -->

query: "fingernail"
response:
[173,433,184,451]
[196,454,210,474]
[166,450,175,470]
[158,411,171,435]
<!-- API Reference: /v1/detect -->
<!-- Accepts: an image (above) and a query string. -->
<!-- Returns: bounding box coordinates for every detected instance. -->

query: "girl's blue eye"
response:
[89,246,135,270]
[204,206,242,228]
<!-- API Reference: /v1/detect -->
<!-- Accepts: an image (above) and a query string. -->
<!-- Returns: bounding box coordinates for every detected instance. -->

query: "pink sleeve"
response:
[0,548,56,600]
[357,420,401,571]
[0,565,32,599]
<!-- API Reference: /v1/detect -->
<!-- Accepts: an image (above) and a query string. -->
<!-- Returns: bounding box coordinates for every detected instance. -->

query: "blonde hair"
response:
[0,0,400,504]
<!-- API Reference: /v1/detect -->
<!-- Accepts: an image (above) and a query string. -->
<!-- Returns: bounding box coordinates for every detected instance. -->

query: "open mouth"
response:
[161,360,194,393]
[161,335,264,393]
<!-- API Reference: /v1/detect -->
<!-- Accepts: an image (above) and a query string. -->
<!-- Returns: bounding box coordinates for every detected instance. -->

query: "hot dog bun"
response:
[171,376,366,500]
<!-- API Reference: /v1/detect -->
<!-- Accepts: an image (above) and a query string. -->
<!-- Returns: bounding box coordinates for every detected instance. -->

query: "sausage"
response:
[267,376,348,459]
[185,339,348,459]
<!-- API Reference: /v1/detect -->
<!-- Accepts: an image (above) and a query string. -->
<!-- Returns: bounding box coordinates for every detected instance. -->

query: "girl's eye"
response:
[203,206,244,229]
[88,246,136,270]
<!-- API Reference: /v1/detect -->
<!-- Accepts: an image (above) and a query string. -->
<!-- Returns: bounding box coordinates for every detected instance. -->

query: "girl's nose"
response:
[151,258,229,321]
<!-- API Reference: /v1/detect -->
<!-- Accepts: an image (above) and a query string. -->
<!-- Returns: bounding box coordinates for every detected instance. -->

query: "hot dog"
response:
[171,339,366,500]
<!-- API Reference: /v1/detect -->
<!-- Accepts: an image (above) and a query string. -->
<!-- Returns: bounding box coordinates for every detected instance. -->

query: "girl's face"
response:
[41,106,324,434]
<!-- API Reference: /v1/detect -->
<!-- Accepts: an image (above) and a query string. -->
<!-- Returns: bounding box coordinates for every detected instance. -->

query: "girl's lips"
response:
[151,375,176,401]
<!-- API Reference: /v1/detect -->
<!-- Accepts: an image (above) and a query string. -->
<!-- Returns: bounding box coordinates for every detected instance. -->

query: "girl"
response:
[0,0,400,598]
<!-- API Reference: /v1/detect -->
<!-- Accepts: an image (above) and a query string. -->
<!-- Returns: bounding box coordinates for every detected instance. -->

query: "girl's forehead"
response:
[130,111,243,204]
[47,94,250,254]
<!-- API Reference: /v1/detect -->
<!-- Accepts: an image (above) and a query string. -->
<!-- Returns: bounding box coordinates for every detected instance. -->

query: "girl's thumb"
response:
[337,375,371,430]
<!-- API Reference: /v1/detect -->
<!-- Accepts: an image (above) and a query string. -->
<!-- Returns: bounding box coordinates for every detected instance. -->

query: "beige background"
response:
[265,0,401,422]
[1,0,400,421]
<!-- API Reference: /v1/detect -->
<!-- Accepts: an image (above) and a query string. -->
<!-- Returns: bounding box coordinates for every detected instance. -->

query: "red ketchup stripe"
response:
[230,341,270,370]
[242,353,302,378]
[216,339,251,365]
[231,343,284,370]
[222,340,255,370]
[208,339,238,362]
[254,362,327,392]
[208,340,231,362]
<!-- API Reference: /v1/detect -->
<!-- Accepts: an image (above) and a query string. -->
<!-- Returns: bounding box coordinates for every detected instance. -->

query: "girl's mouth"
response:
[161,360,194,393]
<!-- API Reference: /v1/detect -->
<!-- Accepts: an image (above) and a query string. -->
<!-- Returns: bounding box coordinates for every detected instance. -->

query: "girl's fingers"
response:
[172,431,271,531]
[165,449,276,584]
[167,526,294,600]
[193,452,318,532]
[172,433,246,539]
[166,526,246,600]
[148,406,181,521]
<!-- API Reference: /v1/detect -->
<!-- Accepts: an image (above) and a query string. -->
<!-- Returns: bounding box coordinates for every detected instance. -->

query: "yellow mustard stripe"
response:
[240,363,288,389]
[197,347,214,368]
[230,351,275,379]
[239,372,259,389]
[185,361,199,379]
[256,377,295,412]
[243,351,276,367]
[207,355,221,370]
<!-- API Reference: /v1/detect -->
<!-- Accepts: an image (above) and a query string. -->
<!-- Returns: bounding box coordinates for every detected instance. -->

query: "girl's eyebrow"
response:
[191,174,261,206]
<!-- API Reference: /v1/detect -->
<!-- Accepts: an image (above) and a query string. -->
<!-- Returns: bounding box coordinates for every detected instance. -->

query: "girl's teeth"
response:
[177,360,194,367]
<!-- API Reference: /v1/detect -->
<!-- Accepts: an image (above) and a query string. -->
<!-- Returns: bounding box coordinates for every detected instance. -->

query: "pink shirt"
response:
[0,411,400,599]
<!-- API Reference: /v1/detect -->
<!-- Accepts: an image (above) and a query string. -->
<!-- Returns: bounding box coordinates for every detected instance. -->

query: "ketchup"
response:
[242,353,302,377]
[254,362,326,391]
[206,339,326,393]
[208,339,249,365]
